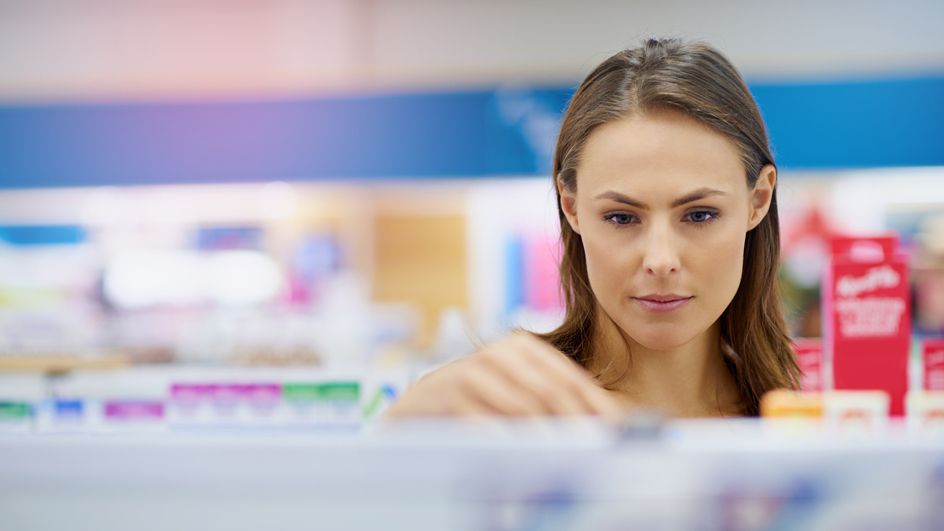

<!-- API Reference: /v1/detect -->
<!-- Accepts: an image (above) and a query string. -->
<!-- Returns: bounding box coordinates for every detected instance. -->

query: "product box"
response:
[0,374,43,433]
[906,391,944,437]
[823,236,910,416]
[46,370,167,432]
[0,401,33,433]
[760,389,822,418]
[282,381,360,427]
[102,400,165,426]
[167,382,282,428]
[923,338,944,391]
[823,390,890,437]
[760,389,890,438]
[792,338,823,392]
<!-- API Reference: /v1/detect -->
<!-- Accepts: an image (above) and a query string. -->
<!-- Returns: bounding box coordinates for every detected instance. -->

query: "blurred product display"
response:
[2,175,944,418]
[0,366,409,433]
[0,179,565,370]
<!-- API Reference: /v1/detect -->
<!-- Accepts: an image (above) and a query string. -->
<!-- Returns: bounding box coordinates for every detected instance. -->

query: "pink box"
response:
[923,339,944,391]
[171,384,215,402]
[824,236,910,416]
[792,338,823,392]
[104,401,164,421]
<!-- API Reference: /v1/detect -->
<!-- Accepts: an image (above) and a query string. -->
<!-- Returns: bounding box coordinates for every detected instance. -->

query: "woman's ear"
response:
[558,180,581,235]
[747,165,776,231]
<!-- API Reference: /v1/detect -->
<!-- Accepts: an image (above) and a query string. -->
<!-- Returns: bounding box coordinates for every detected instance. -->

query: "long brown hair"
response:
[541,37,799,416]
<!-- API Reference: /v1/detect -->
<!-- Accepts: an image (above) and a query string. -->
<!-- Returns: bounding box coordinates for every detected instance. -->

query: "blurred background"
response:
[2,4,944,530]
[0,0,944,416]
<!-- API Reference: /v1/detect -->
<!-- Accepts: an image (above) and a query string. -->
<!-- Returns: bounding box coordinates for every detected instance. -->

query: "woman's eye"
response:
[605,213,636,225]
[685,210,718,223]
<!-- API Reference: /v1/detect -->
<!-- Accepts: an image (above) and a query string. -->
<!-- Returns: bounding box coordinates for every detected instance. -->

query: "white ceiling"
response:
[0,0,942,103]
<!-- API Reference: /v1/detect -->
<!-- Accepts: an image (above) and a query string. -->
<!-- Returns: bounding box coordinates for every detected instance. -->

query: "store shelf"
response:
[1,419,942,531]
[0,354,129,373]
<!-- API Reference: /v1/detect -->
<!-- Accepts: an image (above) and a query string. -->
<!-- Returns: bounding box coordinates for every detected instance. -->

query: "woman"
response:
[388,38,800,419]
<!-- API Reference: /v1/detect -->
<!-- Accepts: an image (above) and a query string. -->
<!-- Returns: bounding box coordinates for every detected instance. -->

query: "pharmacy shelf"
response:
[0,354,129,373]
[1,419,942,531]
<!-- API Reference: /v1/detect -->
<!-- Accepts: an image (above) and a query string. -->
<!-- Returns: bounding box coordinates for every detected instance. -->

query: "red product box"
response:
[823,236,911,416]
[792,338,823,392]
[923,339,944,391]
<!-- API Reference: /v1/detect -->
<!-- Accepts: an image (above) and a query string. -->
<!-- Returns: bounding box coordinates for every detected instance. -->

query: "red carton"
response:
[823,236,911,416]
[923,339,944,391]
[792,338,823,392]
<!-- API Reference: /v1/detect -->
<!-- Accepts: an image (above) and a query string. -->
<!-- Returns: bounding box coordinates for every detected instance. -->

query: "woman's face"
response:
[560,110,774,351]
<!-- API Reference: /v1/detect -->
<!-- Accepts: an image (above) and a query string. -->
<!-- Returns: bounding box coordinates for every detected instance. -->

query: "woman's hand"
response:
[385,332,623,420]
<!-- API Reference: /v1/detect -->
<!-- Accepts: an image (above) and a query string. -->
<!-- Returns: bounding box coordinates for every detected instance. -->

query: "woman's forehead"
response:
[576,111,746,198]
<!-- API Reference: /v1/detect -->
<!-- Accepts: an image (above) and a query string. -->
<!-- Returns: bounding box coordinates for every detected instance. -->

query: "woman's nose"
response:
[642,224,681,276]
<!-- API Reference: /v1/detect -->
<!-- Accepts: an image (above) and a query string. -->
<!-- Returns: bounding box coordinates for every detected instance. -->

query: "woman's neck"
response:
[588,307,742,418]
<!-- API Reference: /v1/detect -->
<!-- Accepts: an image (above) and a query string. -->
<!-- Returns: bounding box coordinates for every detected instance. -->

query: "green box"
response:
[283,382,359,402]
[0,402,31,420]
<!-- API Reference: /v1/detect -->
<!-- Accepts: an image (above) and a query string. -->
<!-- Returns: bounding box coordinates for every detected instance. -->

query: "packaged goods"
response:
[905,391,944,437]
[922,338,944,391]
[824,236,910,416]
[760,389,822,418]
[792,338,824,392]
[823,390,890,436]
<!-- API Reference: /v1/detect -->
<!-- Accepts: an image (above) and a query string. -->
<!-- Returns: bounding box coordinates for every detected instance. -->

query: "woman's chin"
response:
[624,327,697,352]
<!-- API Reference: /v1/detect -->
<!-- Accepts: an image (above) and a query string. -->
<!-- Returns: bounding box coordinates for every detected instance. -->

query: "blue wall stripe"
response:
[0,77,941,188]
[0,225,86,245]
[751,76,944,169]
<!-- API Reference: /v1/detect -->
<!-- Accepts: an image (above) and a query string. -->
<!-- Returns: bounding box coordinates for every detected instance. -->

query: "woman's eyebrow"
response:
[592,190,648,208]
[671,187,728,207]
[591,187,728,209]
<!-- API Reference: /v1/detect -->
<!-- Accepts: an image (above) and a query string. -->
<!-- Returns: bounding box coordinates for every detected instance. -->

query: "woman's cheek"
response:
[582,228,632,303]
[703,228,747,308]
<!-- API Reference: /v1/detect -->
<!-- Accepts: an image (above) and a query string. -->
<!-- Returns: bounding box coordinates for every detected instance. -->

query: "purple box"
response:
[171,384,215,401]
[104,401,164,421]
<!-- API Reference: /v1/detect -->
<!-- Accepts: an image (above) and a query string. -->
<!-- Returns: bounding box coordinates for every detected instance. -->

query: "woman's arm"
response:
[385,332,622,419]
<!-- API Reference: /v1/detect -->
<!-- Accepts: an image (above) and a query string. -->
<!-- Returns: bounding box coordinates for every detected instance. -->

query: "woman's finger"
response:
[514,334,624,419]
[482,333,622,417]
[454,362,552,416]
[478,340,595,416]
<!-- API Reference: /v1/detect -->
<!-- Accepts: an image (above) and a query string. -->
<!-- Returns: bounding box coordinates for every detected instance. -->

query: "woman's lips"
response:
[634,295,693,313]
